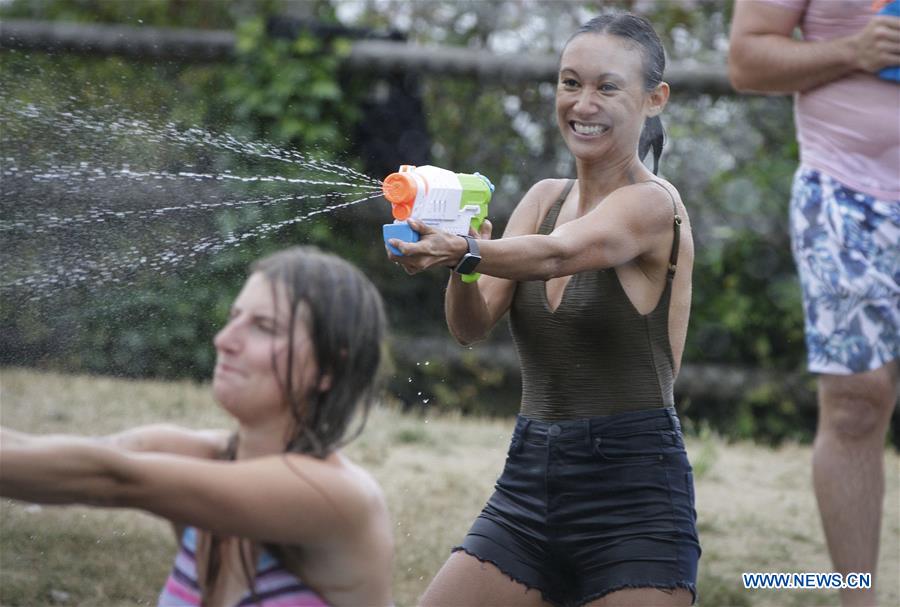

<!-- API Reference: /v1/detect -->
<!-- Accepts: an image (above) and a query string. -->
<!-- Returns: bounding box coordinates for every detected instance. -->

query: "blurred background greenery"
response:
[1,0,890,445]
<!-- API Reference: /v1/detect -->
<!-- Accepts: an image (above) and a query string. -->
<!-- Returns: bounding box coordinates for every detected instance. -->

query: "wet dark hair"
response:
[200,246,387,602]
[566,12,667,174]
[252,245,387,458]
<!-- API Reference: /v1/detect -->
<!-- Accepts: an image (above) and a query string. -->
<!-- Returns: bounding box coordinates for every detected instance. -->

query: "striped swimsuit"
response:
[158,527,329,606]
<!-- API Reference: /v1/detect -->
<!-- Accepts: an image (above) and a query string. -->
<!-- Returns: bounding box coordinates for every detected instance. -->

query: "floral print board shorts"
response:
[789,167,900,375]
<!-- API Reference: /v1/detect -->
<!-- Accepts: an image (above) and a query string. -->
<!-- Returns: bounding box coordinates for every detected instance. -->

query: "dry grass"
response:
[0,368,897,607]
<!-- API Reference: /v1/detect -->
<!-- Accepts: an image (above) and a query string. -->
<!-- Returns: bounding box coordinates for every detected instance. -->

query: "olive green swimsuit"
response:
[509,179,682,420]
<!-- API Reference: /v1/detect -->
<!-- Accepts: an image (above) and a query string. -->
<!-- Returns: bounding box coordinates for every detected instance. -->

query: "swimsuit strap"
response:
[639,180,681,278]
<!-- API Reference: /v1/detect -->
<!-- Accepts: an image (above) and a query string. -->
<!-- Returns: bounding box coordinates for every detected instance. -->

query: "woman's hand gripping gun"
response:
[382,165,493,283]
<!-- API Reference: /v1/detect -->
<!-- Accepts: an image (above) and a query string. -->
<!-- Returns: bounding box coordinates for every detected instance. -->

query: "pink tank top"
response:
[157,527,329,607]
[760,0,900,199]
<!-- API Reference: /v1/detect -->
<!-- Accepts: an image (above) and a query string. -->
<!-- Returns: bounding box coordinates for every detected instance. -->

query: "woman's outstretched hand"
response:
[386,219,470,275]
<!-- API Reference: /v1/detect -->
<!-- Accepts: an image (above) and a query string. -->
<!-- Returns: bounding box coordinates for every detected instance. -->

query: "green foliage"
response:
[1,0,240,28]
[687,423,719,479]
[72,257,243,380]
[222,17,359,149]
[390,348,521,418]
[689,229,805,369]
[5,0,887,445]
[1,0,371,382]
[678,97,816,444]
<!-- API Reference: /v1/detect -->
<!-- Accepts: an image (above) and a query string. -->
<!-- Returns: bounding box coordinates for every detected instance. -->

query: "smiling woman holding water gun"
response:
[386,12,699,607]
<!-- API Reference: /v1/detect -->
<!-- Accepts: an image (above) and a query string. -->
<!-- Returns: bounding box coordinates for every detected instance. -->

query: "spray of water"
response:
[0,97,387,302]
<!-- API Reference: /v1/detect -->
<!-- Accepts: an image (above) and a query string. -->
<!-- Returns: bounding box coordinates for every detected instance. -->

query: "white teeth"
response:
[572,122,606,135]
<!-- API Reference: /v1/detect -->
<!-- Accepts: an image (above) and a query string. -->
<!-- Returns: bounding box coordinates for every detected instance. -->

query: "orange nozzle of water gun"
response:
[382,171,417,220]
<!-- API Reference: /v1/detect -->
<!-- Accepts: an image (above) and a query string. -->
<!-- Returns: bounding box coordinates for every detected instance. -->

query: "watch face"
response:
[456,253,481,275]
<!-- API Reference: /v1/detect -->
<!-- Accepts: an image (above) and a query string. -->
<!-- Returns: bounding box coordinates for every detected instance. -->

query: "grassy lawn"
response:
[1,368,897,606]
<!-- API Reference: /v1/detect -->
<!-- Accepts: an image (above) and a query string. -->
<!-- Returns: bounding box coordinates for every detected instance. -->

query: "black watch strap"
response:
[453,235,482,275]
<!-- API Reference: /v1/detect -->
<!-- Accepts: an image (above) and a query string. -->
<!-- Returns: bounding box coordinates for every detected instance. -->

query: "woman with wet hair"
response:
[388,12,700,607]
[1,246,393,607]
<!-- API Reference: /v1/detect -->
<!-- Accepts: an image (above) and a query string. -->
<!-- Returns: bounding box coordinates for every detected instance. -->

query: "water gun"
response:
[874,0,900,81]
[382,165,494,283]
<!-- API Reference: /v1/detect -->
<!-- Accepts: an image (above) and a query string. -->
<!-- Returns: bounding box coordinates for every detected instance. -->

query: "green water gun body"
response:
[382,165,493,282]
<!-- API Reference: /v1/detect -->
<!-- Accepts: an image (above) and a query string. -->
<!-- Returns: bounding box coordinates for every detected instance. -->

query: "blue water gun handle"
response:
[877,1,900,81]
[383,223,419,256]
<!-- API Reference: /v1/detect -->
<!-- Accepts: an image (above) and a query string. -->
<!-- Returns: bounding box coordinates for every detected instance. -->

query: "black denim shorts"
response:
[454,407,701,607]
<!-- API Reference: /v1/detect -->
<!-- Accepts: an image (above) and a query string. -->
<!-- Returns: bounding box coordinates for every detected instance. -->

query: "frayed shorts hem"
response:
[451,545,559,605]
[451,545,698,607]
[575,581,697,606]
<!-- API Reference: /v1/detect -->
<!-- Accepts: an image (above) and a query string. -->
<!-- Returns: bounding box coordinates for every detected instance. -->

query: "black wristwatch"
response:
[453,235,482,275]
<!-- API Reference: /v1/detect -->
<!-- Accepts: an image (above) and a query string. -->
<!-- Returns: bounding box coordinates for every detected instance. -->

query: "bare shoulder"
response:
[284,451,393,591]
[526,178,572,211]
[644,179,688,217]
[605,179,685,227]
[632,180,694,274]
[285,454,393,605]
[641,178,692,234]
[600,179,693,269]
[629,178,681,203]
[336,455,389,531]
[508,178,572,234]
[281,452,389,535]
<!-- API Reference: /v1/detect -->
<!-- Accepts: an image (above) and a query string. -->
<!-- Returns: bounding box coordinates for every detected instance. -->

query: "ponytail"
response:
[638,115,665,175]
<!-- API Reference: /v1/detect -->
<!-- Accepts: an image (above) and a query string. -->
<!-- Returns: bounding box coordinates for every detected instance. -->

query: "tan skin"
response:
[0,273,393,607]
[729,0,900,94]
[730,4,900,606]
[390,33,694,607]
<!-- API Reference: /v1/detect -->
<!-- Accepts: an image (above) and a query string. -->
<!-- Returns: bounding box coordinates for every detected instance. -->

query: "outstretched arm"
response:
[728,0,900,94]
[1,424,229,458]
[1,427,34,448]
[1,424,228,542]
[0,429,366,547]
[1,435,130,507]
[390,181,677,283]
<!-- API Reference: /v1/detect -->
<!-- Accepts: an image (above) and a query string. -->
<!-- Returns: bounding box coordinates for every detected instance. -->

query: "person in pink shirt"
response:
[729,2,899,605]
